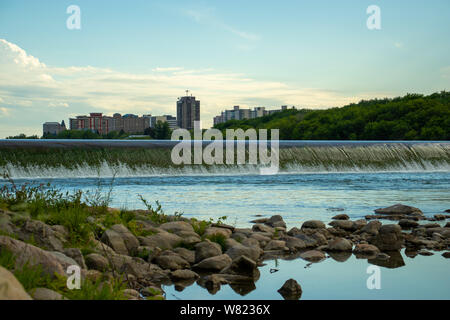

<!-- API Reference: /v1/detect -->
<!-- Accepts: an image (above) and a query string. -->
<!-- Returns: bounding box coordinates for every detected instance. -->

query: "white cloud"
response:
[0,107,10,117]
[0,38,378,131]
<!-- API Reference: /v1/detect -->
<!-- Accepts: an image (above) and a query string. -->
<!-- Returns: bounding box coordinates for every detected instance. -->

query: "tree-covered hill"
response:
[213,91,450,140]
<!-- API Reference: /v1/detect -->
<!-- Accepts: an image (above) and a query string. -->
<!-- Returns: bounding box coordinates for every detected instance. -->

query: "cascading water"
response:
[0,141,449,179]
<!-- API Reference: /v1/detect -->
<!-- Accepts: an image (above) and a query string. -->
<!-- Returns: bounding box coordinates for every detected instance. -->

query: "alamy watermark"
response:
[366,265,381,290]
[66,5,81,30]
[171,121,280,175]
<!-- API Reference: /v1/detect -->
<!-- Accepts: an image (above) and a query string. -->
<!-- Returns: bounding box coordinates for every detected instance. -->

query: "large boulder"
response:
[0,236,65,277]
[302,220,325,229]
[265,240,288,251]
[63,248,87,269]
[278,279,302,300]
[353,244,380,258]
[193,254,232,271]
[173,247,195,264]
[266,215,286,228]
[299,250,326,262]
[369,224,404,251]
[101,224,139,256]
[170,269,199,281]
[48,251,80,270]
[195,240,222,263]
[225,243,262,262]
[29,288,65,300]
[359,220,382,235]
[18,220,64,252]
[85,253,109,271]
[374,204,423,216]
[332,214,349,220]
[138,232,183,250]
[252,224,274,234]
[203,227,232,238]
[159,221,194,234]
[328,220,356,231]
[398,219,419,229]
[326,238,353,251]
[281,236,307,252]
[221,255,259,279]
[154,252,190,270]
[0,266,32,300]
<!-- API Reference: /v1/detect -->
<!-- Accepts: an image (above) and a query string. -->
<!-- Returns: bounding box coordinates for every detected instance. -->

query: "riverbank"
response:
[0,181,449,300]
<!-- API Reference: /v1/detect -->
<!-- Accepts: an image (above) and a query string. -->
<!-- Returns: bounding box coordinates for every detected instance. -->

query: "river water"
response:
[0,141,449,299]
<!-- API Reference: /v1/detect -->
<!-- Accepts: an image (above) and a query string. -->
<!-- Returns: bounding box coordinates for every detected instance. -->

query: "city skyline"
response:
[1,0,449,138]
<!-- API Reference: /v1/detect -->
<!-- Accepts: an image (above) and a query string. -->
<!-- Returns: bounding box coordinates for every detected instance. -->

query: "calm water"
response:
[2,171,449,299]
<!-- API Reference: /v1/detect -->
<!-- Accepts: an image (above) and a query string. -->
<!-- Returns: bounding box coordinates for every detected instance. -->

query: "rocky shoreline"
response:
[1,203,449,300]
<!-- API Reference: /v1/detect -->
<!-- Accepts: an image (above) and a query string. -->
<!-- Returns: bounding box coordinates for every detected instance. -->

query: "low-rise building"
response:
[43,120,66,136]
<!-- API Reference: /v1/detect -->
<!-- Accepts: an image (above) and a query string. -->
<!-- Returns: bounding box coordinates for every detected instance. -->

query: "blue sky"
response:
[0,0,449,136]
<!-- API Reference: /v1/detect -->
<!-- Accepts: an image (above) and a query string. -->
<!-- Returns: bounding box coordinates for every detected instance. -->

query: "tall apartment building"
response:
[43,120,66,136]
[177,94,200,130]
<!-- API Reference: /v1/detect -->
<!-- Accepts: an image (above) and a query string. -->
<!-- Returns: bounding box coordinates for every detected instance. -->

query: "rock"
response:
[159,221,194,234]
[154,252,190,270]
[123,289,140,300]
[138,232,183,250]
[224,238,240,250]
[281,236,307,252]
[0,236,65,277]
[83,270,103,283]
[326,238,353,251]
[49,251,79,270]
[359,220,382,235]
[418,249,433,256]
[203,227,232,238]
[18,220,64,251]
[353,219,367,229]
[353,244,380,258]
[173,247,195,264]
[29,288,65,300]
[277,279,302,300]
[442,252,450,258]
[399,219,419,229]
[101,224,139,255]
[85,253,109,271]
[264,240,288,251]
[328,220,356,231]
[225,243,262,262]
[266,215,286,228]
[332,214,349,220]
[369,250,405,269]
[0,266,32,300]
[250,218,268,224]
[294,233,319,248]
[299,250,326,262]
[302,220,325,229]
[91,239,116,256]
[195,240,222,263]
[445,222,450,228]
[252,224,274,234]
[110,254,169,282]
[222,255,259,277]
[63,248,87,269]
[141,286,164,297]
[374,204,423,216]
[170,269,199,281]
[248,233,271,247]
[423,223,441,229]
[201,274,228,294]
[434,214,446,221]
[193,254,232,271]
[369,224,404,251]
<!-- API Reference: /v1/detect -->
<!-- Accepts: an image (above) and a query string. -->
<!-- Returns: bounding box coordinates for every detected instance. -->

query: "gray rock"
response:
[85,253,109,271]
[203,227,232,238]
[299,250,326,262]
[173,247,195,264]
[225,243,262,262]
[154,252,190,270]
[63,248,87,269]
[328,220,356,231]
[326,238,353,251]
[399,219,419,229]
[101,224,139,255]
[138,232,183,250]
[195,240,222,263]
[193,254,232,271]
[332,214,349,220]
[369,224,404,251]
[18,220,64,251]
[49,251,79,270]
[278,279,302,300]
[0,236,65,277]
[30,288,65,300]
[221,255,259,279]
[264,240,288,251]
[0,266,32,300]
[170,269,199,281]
[374,204,423,216]
[252,223,274,234]
[302,220,326,229]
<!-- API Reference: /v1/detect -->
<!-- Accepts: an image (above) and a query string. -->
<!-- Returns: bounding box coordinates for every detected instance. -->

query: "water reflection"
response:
[368,250,406,269]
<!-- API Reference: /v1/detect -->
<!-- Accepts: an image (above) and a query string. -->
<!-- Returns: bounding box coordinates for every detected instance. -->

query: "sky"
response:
[0,0,449,137]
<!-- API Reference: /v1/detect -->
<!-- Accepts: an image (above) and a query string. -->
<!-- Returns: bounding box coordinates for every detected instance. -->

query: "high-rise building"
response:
[177,93,200,130]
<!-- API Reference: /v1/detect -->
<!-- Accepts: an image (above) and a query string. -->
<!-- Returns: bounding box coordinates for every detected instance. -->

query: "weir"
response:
[0,140,449,178]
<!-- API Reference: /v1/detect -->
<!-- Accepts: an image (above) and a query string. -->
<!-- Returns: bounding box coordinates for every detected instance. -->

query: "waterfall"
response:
[0,141,449,179]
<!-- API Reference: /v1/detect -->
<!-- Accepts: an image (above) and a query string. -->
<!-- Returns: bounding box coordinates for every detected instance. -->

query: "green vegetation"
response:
[144,120,172,140]
[42,129,131,140]
[6,134,39,140]
[214,91,450,140]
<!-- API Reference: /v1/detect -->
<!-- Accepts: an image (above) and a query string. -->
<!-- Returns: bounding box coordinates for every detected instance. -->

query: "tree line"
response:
[214,91,450,140]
